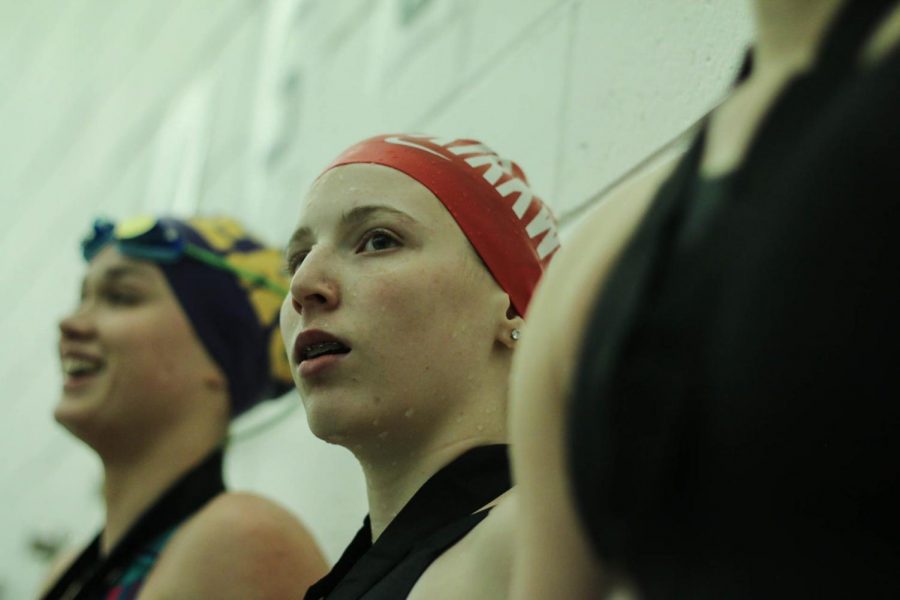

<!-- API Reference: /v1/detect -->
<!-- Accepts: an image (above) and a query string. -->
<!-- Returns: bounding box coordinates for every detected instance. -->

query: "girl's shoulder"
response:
[138,491,327,599]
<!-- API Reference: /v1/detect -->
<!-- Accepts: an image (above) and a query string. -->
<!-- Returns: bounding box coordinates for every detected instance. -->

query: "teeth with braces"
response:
[302,342,348,361]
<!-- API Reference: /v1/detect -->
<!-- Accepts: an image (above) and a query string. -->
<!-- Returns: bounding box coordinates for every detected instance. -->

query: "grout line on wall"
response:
[14,0,259,218]
[0,1,262,290]
[551,1,580,209]
[412,0,576,130]
[8,0,153,202]
[320,0,380,55]
[557,112,707,226]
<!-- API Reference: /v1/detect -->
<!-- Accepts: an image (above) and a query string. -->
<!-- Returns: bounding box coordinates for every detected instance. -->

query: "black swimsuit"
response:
[305,445,511,600]
[41,448,225,600]
[569,2,900,597]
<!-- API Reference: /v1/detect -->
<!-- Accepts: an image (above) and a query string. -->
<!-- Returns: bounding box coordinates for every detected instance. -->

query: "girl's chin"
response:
[303,403,386,447]
[54,398,91,422]
[54,405,99,443]
[304,409,358,446]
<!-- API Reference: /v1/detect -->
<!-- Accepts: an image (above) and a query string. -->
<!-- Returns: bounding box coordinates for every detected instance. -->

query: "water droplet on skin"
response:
[404,409,415,418]
[378,431,389,440]
[373,419,381,426]
[476,424,484,432]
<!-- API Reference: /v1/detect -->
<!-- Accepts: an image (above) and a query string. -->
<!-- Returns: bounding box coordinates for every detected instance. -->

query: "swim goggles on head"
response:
[81,216,288,295]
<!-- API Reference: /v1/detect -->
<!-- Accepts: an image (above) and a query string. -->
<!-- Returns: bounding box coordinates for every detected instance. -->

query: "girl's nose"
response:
[58,307,97,341]
[288,247,340,316]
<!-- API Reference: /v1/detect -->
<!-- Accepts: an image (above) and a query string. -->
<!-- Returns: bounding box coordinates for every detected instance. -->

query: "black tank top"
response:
[305,445,511,600]
[569,2,900,598]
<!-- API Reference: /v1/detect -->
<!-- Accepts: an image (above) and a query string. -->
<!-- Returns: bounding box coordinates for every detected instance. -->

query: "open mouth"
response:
[293,330,352,378]
[299,341,351,363]
[61,356,104,381]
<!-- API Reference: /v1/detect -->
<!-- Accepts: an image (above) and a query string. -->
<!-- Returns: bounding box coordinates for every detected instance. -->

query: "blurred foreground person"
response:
[280,134,559,598]
[41,216,327,599]
[511,1,900,598]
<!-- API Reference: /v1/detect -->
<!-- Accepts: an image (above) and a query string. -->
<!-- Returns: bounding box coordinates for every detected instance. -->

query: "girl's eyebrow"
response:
[103,264,152,280]
[340,205,419,228]
[287,205,420,251]
[80,264,151,297]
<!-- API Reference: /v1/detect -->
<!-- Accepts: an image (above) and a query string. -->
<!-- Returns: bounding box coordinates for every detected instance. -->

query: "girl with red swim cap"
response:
[280,133,559,599]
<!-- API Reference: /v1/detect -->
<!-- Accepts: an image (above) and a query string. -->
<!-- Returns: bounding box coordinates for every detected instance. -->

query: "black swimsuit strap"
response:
[365,509,493,598]
[41,447,226,600]
[306,444,511,600]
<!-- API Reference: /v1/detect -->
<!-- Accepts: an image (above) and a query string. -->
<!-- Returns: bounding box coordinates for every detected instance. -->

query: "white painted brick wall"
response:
[0,1,753,597]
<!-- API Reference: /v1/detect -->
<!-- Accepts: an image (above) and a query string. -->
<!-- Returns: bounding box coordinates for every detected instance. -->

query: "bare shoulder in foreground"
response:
[138,491,328,600]
[405,157,681,600]
[508,155,679,600]
[406,490,517,600]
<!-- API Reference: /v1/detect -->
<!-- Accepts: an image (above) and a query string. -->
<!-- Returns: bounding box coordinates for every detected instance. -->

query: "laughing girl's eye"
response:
[359,230,401,253]
[102,286,140,306]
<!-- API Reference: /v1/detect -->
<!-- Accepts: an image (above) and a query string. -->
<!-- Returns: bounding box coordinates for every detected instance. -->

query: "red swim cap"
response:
[324,134,560,316]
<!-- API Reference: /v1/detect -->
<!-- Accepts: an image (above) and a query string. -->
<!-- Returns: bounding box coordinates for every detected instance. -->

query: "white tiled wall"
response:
[0,1,752,597]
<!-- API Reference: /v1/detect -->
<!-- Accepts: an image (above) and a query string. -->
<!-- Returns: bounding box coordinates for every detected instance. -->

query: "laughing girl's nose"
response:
[59,306,97,341]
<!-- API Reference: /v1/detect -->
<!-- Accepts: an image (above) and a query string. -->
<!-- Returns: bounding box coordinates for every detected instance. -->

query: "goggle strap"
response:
[183,244,288,296]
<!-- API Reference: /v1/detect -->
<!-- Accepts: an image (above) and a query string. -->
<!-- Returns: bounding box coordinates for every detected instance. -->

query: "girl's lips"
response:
[62,370,102,393]
[293,329,352,364]
[298,351,349,379]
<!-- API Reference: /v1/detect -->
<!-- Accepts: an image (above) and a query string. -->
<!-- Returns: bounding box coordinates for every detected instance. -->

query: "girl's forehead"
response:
[79,247,168,299]
[300,164,449,230]
[86,247,160,280]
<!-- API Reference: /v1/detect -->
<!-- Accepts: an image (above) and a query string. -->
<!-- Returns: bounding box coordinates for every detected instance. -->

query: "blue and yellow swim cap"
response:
[82,215,292,416]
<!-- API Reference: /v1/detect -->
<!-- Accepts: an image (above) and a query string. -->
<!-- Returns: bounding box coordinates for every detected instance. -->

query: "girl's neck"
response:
[352,367,510,541]
[751,0,845,78]
[359,432,505,542]
[99,424,223,554]
[702,0,900,178]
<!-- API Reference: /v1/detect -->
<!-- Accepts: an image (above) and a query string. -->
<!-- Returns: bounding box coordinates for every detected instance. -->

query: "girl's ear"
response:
[497,302,525,349]
[202,368,227,392]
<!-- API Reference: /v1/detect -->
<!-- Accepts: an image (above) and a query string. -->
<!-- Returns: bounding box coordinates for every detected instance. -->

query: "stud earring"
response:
[511,329,521,341]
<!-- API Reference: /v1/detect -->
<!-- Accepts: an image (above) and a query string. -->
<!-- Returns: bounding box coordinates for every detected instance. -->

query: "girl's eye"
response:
[360,231,401,253]
[103,288,140,306]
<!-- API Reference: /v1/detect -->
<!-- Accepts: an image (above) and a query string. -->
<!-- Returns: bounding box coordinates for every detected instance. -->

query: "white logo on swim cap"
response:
[384,134,560,261]
[384,136,451,160]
